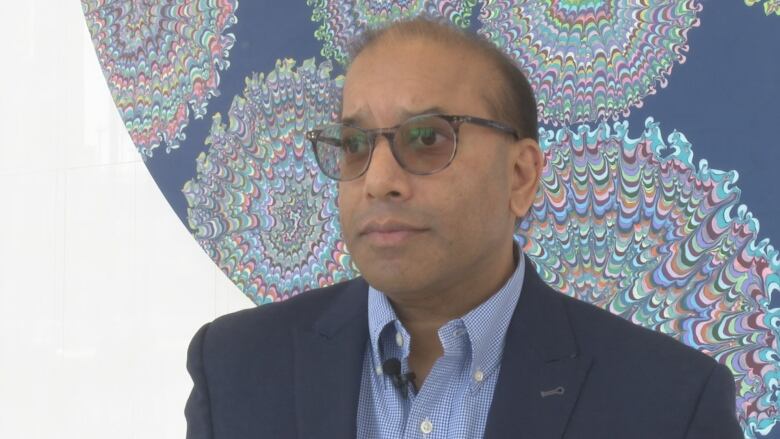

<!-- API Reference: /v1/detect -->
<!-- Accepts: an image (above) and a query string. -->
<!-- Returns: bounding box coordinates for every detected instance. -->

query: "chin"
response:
[357,263,420,294]
[349,240,436,292]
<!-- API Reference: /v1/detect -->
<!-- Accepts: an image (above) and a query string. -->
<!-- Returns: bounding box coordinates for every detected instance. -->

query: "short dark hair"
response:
[345,16,539,142]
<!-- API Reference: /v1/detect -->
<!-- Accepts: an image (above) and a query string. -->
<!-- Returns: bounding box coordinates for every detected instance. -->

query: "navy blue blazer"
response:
[185,260,743,438]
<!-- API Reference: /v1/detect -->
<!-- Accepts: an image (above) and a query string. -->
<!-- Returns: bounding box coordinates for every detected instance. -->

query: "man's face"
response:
[338,37,535,298]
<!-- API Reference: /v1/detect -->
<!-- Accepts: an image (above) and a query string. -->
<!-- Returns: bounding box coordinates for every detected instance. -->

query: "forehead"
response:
[341,37,495,125]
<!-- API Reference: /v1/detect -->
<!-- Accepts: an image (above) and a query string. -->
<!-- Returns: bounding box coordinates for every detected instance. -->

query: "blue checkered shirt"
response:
[356,248,526,439]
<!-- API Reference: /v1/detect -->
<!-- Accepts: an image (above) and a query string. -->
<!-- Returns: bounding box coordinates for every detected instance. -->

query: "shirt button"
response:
[420,419,433,434]
[375,366,383,375]
[474,369,485,382]
[395,332,404,347]
[453,328,465,337]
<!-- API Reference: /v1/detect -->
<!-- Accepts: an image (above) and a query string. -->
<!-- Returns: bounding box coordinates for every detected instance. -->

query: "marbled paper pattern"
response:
[517,118,780,436]
[82,0,238,157]
[307,0,477,65]
[183,59,357,303]
[746,0,780,16]
[478,0,701,126]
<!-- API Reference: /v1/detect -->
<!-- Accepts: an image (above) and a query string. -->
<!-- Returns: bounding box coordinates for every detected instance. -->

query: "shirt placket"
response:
[401,320,469,439]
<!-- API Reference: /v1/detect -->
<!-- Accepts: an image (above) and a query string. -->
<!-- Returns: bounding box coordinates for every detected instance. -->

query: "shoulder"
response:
[556,289,719,374]
[545,289,741,436]
[212,276,366,332]
[195,277,367,351]
[520,260,718,371]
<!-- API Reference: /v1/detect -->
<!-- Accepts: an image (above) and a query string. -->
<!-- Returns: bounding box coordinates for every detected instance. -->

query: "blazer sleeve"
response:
[684,363,744,439]
[185,323,213,439]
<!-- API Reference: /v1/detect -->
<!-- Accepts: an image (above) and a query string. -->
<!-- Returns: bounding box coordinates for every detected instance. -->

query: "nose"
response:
[362,134,412,201]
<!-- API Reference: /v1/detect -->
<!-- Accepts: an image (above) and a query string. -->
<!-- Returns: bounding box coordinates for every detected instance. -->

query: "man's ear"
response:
[508,137,544,219]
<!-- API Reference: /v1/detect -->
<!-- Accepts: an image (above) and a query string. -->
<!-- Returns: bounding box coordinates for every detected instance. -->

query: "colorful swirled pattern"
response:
[746,0,780,16]
[478,1,701,126]
[307,0,476,65]
[82,0,238,157]
[517,118,780,436]
[183,58,358,303]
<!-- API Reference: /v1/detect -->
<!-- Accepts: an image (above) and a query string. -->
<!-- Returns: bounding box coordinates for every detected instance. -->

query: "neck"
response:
[390,239,517,328]
[386,238,517,388]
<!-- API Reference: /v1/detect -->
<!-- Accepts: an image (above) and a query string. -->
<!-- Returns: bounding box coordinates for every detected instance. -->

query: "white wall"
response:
[0,2,254,437]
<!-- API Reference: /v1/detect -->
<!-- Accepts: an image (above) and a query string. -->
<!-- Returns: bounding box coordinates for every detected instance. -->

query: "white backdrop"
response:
[0,1,254,437]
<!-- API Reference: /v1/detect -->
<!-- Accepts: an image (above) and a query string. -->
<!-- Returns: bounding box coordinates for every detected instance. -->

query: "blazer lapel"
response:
[293,278,369,439]
[484,261,593,439]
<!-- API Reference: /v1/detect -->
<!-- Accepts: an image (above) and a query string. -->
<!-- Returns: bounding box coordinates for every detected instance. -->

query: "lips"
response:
[359,219,427,235]
[358,219,428,246]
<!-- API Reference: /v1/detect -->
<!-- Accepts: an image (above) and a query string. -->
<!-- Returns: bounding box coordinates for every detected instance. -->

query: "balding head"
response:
[345,16,539,142]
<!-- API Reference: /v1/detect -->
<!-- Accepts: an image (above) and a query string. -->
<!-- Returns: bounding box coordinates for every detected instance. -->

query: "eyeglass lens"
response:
[313,115,456,181]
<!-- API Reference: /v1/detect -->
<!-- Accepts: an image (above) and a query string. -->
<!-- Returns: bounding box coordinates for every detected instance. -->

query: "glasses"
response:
[305,113,518,181]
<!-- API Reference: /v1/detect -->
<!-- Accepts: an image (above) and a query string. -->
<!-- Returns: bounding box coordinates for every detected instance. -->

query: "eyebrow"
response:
[341,106,448,127]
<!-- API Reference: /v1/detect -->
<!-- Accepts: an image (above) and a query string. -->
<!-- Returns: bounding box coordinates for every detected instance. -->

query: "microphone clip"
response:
[382,358,416,399]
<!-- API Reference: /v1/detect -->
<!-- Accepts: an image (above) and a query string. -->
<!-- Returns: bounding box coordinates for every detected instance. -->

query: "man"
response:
[185,17,743,439]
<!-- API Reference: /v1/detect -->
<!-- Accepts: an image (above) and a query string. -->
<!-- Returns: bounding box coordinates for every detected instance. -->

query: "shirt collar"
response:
[460,248,525,380]
[367,284,401,363]
[367,241,526,380]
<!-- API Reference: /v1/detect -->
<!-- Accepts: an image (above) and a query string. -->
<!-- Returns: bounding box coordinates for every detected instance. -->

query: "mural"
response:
[82,0,238,157]
[477,0,701,125]
[82,1,780,437]
[183,59,357,302]
[746,0,780,16]
[307,0,477,65]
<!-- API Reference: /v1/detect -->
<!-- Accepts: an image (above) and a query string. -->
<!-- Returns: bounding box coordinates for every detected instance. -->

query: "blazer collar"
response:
[483,259,593,439]
[293,277,369,439]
